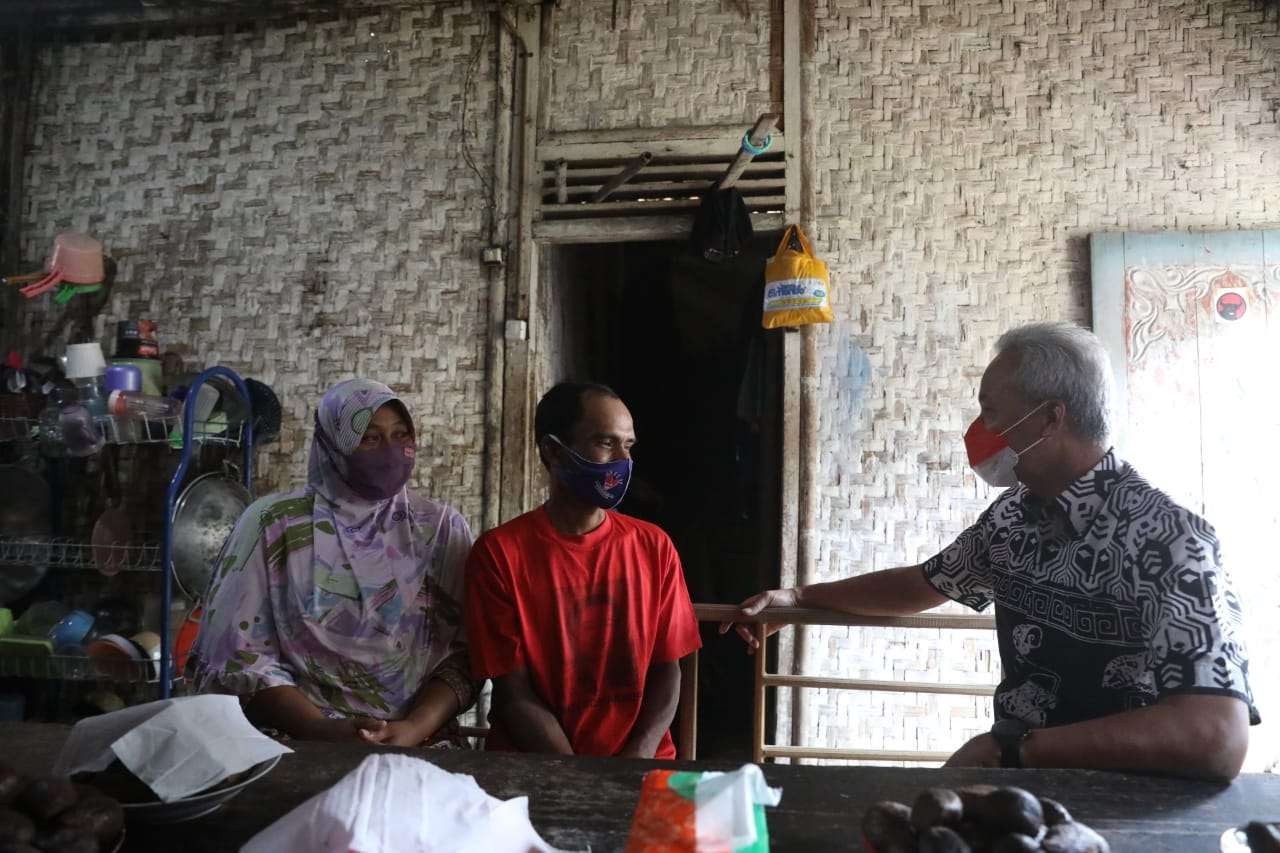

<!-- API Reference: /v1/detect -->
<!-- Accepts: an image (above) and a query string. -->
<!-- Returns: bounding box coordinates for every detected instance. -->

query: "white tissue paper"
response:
[53,694,292,803]
[693,765,782,850]
[241,753,569,853]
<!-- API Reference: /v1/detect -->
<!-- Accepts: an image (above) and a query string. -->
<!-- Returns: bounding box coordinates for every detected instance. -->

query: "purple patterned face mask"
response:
[345,444,416,501]
[546,435,632,510]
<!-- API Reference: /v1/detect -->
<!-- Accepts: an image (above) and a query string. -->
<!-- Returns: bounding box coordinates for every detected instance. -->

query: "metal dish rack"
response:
[0,651,159,683]
[0,366,254,698]
[0,538,162,573]
[0,414,245,447]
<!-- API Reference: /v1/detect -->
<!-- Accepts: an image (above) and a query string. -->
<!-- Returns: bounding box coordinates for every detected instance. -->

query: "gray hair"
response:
[994,322,1113,444]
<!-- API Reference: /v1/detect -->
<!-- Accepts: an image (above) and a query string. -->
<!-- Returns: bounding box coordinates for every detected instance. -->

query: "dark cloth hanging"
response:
[689,188,754,264]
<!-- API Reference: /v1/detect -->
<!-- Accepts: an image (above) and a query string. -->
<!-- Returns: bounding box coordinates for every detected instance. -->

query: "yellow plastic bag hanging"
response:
[761,225,832,329]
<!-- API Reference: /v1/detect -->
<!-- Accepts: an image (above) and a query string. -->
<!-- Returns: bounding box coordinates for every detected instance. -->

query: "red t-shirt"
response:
[465,507,701,758]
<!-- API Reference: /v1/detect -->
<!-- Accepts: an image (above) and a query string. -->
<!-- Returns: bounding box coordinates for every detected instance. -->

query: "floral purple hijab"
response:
[191,379,477,727]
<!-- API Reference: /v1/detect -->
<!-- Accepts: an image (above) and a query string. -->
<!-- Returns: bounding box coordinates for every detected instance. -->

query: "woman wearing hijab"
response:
[191,379,476,747]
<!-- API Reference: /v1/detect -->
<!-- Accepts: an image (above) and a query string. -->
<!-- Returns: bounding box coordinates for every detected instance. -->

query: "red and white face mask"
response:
[963,402,1049,488]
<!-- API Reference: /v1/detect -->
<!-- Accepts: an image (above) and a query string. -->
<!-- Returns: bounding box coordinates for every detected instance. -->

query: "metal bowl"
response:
[170,472,251,602]
[121,755,281,825]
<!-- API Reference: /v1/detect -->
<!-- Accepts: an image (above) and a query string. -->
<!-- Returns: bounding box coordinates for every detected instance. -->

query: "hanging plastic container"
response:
[16,233,105,301]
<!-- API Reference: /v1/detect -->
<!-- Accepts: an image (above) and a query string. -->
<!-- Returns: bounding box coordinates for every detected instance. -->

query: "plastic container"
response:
[105,364,147,441]
[107,390,181,419]
[48,609,95,647]
[67,341,109,421]
[86,634,143,681]
[74,376,108,419]
[112,357,163,396]
[46,233,104,284]
[168,383,220,448]
[59,403,104,457]
[115,320,159,359]
[130,630,162,680]
[104,364,142,393]
[64,342,106,380]
[14,600,69,637]
[173,604,200,673]
[37,390,67,457]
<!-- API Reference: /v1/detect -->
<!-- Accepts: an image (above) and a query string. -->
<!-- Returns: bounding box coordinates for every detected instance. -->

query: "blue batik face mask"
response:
[546,435,633,510]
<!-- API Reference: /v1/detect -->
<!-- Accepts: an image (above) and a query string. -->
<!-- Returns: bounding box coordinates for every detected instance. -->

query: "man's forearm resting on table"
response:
[492,670,575,755]
[1022,694,1249,782]
[621,660,681,758]
[796,566,949,617]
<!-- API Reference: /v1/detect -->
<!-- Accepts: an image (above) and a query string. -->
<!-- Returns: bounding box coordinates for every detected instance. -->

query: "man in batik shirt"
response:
[723,322,1257,781]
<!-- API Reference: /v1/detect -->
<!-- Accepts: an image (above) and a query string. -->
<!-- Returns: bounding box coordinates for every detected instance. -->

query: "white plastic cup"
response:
[191,384,218,422]
[64,342,107,379]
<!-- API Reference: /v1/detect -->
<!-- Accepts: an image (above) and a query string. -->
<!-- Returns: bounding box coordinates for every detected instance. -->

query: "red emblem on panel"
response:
[1216,291,1247,321]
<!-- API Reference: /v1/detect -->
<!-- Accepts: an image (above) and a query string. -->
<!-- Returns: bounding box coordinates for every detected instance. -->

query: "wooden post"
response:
[482,6,517,536]
[499,4,542,522]
[752,623,767,764]
[716,112,779,190]
[0,22,33,356]
[782,0,811,760]
[588,151,652,203]
[677,650,699,760]
[795,0,821,754]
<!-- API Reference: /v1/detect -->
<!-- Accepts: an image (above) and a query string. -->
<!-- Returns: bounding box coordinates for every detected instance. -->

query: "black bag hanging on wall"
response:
[690,188,754,264]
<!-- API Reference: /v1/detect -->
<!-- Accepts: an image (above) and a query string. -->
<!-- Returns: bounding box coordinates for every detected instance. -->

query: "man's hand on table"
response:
[943,733,1002,768]
[717,587,798,653]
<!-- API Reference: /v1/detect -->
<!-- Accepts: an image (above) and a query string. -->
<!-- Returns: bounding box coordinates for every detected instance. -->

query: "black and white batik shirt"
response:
[923,449,1259,728]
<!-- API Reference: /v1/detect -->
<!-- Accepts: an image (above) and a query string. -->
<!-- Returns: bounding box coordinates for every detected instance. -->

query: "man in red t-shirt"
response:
[466,382,701,758]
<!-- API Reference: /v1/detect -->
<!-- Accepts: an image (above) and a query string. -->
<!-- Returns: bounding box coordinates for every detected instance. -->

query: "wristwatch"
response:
[991,718,1031,768]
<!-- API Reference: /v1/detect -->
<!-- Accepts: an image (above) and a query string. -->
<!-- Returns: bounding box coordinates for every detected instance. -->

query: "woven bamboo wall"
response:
[545,0,778,131]
[17,3,495,527]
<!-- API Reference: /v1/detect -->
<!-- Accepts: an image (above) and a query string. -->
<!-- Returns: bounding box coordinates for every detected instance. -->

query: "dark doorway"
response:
[540,236,783,759]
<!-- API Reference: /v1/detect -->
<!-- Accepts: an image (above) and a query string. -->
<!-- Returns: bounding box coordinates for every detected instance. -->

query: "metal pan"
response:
[170,471,251,602]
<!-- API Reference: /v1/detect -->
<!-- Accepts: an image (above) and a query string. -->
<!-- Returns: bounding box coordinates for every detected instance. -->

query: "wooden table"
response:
[2,722,1277,851]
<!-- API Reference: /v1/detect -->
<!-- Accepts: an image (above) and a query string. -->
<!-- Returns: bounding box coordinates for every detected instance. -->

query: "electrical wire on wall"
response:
[459,8,494,210]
